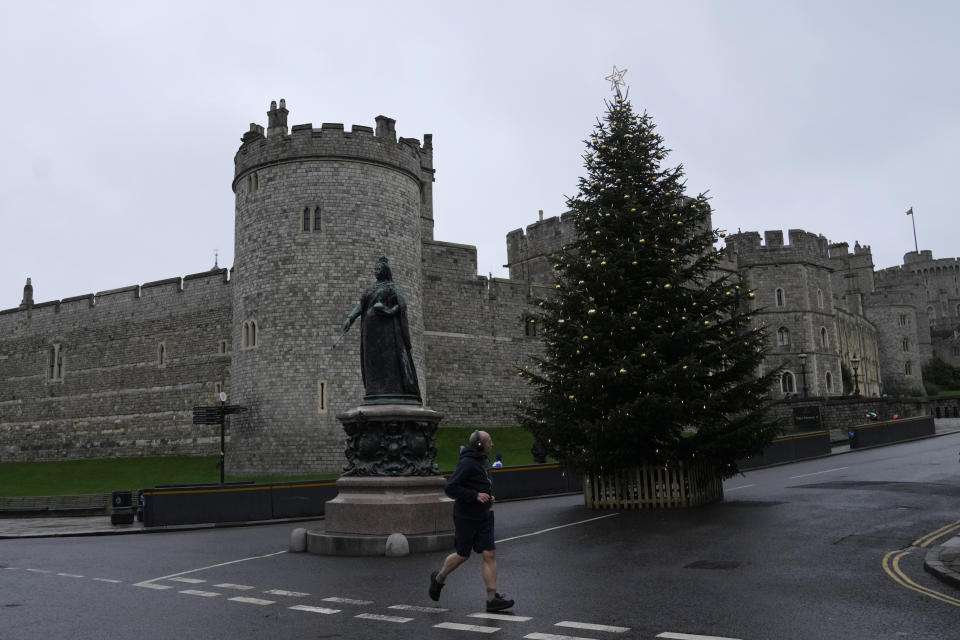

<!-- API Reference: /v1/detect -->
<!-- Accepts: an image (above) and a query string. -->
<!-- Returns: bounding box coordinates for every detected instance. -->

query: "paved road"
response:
[2,433,959,640]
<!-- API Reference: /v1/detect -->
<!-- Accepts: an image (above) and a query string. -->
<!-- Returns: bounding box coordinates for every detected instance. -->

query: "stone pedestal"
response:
[307,404,454,556]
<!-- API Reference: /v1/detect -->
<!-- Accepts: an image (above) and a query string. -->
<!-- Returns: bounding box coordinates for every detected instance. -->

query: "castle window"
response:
[777,326,790,346]
[48,343,64,381]
[158,343,166,367]
[825,371,833,393]
[905,361,914,376]
[218,340,228,355]
[215,382,222,395]
[524,316,537,337]
[248,172,259,192]
[817,289,823,309]
[902,337,910,352]
[927,306,935,320]
[897,314,908,327]
[952,346,959,357]
[820,327,828,348]
[301,205,322,232]
[775,288,785,307]
[780,371,795,394]
[318,380,328,414]
[243,321,258,349]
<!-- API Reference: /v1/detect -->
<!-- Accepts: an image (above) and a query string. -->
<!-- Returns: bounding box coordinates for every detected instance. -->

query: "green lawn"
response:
[0,427,539,496]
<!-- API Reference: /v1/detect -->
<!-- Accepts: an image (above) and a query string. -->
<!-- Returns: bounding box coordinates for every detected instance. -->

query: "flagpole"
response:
[907,207,918,253]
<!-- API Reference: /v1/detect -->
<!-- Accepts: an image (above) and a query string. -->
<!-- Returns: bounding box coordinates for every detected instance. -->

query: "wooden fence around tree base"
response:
[583,461,723,509]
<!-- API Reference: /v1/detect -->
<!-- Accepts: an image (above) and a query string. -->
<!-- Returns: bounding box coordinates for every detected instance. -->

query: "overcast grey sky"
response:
[1,0,957,307]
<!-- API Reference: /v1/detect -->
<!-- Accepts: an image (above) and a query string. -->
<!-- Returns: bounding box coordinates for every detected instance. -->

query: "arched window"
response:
[820,327,828,348]
[48,343,64,381]
[777,326,790,346]
[927,306,936,320]
[243,321,257,348]
[817,289,824,309]
[301,205,322,232]
[902,337,910,352]
[781,371,795,394]
[776,288,785,307]
[158,343,166,367]
[905,361,914,376]
[524,316,537,337]
[825,371,833,393]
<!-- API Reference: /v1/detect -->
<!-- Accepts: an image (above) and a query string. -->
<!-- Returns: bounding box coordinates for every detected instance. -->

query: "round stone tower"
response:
[227,99,436,475]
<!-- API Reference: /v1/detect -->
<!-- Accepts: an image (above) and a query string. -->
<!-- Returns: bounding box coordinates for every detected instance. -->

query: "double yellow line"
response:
[882,520,960,607]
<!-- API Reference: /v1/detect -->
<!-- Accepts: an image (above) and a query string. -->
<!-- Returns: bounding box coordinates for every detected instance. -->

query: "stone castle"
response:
[3,101,958,473]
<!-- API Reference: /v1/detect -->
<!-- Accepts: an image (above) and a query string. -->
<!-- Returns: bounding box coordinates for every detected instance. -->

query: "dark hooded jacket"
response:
[444,448,493,520]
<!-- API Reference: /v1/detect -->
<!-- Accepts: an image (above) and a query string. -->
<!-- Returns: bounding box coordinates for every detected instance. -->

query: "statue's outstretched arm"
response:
[342,304,361,333]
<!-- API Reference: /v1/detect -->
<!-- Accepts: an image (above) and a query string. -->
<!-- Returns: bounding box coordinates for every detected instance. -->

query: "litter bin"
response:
[111,489,135,525]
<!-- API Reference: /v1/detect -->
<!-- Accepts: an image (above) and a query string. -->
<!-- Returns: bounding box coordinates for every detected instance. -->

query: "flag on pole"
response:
[906,207,913,216]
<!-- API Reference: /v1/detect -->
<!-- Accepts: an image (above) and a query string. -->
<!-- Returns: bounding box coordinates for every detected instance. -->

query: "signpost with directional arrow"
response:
[192,393,248,483]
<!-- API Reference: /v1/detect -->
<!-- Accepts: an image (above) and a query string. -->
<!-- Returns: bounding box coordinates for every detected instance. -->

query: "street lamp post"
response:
[799,353,808,398]
[851,354,861,397]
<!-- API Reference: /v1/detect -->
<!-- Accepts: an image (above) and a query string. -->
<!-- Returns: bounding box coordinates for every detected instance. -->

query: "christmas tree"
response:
[518,73,780,479]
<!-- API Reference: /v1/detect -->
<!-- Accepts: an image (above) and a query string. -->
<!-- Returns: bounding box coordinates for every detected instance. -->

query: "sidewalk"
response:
[3,421,959,593]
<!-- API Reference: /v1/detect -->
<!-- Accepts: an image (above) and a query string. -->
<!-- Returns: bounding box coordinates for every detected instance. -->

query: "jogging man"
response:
[429,430,514,612]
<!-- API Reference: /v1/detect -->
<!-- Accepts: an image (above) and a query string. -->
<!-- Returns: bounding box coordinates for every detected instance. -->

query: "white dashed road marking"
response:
[170,577,206,584]
[57,573,85,578]
[26,569,52,574]
[725,484,755,492]
[264,589,309,597]
[134,583,172,590]
[355,613,414,623]
[289,604,341,615]
[656,633,743,640]
[214,583,255,590]
[228,596,276,606]
[93,578,123,584]
[435,622,501,634]
[180,590,220,598]
[525,633,595,640]
[322,597,373,605]
[389,604,448,612]
[556,621,631,633]
[468,612,534,622]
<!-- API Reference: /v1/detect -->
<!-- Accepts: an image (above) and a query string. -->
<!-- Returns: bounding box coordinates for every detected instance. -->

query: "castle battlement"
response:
[902,251,960,271]
[233,100,434,189]
[724,229,830,266]
[0,269,230,325]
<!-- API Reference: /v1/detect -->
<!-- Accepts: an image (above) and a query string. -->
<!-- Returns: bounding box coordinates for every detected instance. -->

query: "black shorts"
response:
[454,512,495,557]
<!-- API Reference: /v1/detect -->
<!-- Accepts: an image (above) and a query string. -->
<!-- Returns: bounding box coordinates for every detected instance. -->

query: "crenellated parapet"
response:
[0,269,231,327]
[724,229,831,268]
[505,210,576,282]
[234,101,434,193]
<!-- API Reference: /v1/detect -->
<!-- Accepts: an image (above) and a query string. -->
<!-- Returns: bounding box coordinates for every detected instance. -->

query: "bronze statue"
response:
[342,257,422,405]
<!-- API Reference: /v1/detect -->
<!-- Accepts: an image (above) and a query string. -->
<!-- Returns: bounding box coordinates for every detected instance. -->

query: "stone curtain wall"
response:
[0,270,231,461]
[422,240,546,426]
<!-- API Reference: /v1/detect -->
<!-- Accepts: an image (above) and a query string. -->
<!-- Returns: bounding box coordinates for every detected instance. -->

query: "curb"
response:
[923,536,960,591]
